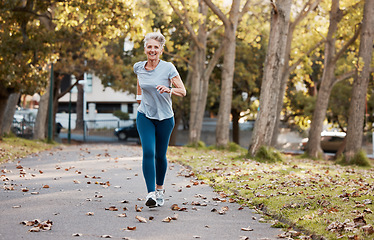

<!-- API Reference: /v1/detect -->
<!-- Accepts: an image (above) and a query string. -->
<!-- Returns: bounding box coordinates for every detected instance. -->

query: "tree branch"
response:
[238,0,252,21]
[291,0,322,30]
[163,50,192,65]
[167,0,204,49]
[270,0,278,14]
[289,39,325,73]
[334,70,355,83]
[333,23,361,63]
[203,0,229,27]
[204,43,225,79]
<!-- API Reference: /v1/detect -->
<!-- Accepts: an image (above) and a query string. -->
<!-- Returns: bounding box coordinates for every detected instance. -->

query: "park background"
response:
[0,0,373,162]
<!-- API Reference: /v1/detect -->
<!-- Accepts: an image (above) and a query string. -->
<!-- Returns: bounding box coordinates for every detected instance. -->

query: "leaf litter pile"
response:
[168,146,374,240]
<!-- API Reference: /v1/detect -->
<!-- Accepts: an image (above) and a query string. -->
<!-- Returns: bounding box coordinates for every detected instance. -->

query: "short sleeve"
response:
[168,63,179,80]
[133,61,143,75]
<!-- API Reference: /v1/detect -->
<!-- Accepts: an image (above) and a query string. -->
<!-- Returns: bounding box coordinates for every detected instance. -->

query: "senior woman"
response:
[134,32,186,208]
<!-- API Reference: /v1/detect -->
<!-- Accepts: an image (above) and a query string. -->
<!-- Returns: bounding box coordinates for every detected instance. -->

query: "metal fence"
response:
[11,120,35,139]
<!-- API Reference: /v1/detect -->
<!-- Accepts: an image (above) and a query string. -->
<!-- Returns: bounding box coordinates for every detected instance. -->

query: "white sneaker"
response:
[156,189,165,206]
[145,191,157,208]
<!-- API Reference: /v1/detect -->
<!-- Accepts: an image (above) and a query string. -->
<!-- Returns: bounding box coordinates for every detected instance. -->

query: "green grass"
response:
[168,146,374,240]
[0,136,56,163]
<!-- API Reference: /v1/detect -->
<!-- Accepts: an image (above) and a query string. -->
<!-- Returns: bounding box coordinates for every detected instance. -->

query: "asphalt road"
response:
[0,143,283,240]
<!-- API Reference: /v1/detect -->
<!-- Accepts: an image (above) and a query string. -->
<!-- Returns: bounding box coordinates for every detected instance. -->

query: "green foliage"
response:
[253,146,283,163]
[227,142,245,152]
[112,110,129,121]
[337,150,372,167]
[186,141,206,149]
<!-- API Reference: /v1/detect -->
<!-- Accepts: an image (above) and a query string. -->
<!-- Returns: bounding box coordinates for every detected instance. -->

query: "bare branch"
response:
[270,0,278,14]
[204,44,224,79]
[238,0,252,21]
[333,23,361,63]
[163,50,192,65]
[334,70,355,83]
[291,0,322,30]
[203,0,229,27]
[167,0,204,49]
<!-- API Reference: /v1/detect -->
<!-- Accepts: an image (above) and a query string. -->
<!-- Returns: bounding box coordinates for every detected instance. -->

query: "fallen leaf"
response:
[135,205,143,212]
[118,213,127,217]
[135,215,147,223]
[86,212,94,216]
[72,233,83,237]
[100,235,112,238]
[162,216,172,223]
[241,226,253,231]
[105,206,118,211]
[218,206,229,215]
[43,185,50,189]
[126,226,136,231]
[171,204,180,211]
[29,227,40,232]
[362,225,374,234]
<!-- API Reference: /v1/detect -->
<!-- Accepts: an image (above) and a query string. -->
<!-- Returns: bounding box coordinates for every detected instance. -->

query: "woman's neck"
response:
[145,59,160,70]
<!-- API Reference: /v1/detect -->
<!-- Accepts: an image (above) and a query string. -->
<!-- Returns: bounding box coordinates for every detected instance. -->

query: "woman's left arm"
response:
[170,75,186,97]
[156,75,186,96]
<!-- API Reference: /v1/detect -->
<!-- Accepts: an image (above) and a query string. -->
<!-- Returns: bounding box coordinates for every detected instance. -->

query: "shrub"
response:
[253,146,283,163]
[113,110,129,120]
[337,150,371,167]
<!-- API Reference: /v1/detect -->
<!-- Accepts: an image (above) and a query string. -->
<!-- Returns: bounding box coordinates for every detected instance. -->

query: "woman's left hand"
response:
[156,85,171,94]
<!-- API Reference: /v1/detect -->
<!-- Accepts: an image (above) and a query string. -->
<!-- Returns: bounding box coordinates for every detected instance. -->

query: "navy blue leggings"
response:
[136,112,175,193]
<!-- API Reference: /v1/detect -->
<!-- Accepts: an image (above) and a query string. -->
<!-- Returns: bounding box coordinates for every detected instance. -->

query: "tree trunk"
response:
[2,92,20,135]
[33,88,50,140]
[344,0,374,162]
[188,43,206,144]
[307,0,341,158]
[232,108,240,144]
[249,0,292,156]
[271,0,322,147]
[169,109,182,146]
[75,83,84,131]
[0,93,10,138]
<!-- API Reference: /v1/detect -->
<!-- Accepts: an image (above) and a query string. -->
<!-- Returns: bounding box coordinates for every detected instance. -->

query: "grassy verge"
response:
[168,146,374,240]
[0,136,56,163]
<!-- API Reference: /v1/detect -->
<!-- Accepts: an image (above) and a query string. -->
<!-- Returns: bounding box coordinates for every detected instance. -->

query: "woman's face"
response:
[144,39,163,61]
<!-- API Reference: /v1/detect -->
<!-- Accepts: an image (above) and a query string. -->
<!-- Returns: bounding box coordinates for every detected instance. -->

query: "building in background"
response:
[57,73,137,129]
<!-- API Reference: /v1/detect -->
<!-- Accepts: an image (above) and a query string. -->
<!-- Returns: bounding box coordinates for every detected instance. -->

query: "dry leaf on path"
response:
[135,215,147,223]
[162,216,172,223]
[105,206,118,211]
[241,226,253,231]
[135,205,143,212]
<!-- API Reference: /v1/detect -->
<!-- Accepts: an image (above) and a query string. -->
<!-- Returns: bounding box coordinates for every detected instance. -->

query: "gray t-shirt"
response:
[134,60,179,120]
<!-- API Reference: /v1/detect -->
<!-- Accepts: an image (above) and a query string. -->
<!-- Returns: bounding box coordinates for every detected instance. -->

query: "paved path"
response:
[0,144,283,240]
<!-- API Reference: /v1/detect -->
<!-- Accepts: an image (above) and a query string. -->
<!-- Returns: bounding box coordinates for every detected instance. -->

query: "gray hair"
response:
[143,32,166,48]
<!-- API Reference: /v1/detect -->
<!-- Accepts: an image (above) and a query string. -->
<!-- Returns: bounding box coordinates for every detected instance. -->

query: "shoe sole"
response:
[145,198,157,208]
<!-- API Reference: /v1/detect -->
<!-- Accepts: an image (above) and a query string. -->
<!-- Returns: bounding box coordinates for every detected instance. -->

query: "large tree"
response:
[271,0,322,146]
[0,0,52,137]
[248,0,292,156]
[344,0,374,162]
[203,0,251,148]
[167,0,224,145]
[306,0,361,158]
